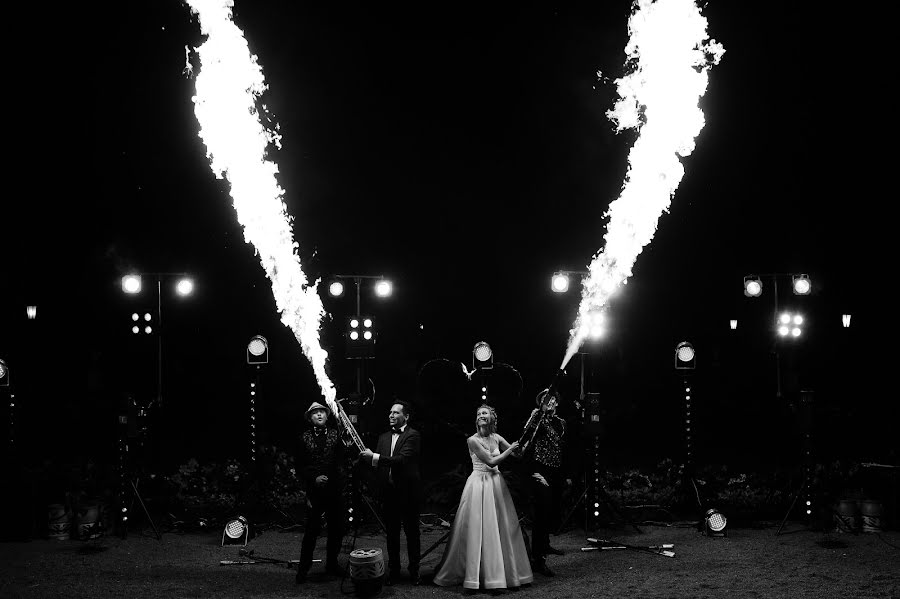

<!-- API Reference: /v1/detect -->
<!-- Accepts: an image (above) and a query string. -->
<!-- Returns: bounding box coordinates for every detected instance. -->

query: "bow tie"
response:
[392,427,402,434]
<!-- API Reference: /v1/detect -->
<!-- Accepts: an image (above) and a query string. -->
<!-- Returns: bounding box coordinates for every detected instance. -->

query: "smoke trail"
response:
[562,0,724,369]
[184,0,337,407]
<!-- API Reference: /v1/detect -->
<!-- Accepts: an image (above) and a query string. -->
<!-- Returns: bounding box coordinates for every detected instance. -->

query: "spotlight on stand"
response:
[473,341,493,371]
[247,335,269,364]
[222,516,251,546]
[743,275,762,298]
[328,279,345,297]
[791,274,811,296]
[551,272,570,293]
[675,342,696,370]
[702,508,727,537]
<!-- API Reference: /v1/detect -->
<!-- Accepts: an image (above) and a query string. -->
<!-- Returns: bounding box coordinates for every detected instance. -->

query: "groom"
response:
[359,399,422,586]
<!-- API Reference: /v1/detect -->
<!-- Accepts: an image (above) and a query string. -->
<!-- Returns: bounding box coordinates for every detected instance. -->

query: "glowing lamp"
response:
[473,341,493,370]
[26,305,37,320]
[729,319,738,330]
[842,314,851,328]
[346,317,376,359]
[374,279,392,298]
[221,516,250,546]
[792,274,811,296]
[551,272,570,293]
[743,275,762,298]
[703,508,727,537]
[328,280,345,297]
[675,342,696,370]
[176,278,194,296]
[247,335,269,365]
[122,274,142,294]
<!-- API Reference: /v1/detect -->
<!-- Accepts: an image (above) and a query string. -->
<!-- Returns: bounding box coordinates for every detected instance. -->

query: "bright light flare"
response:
[186,0,336,409]
[328,281,345,297]
[374,280,392,298]
[563,0,724,368]
[551,273,570,293]
[176,278,195,296]
[122,274,141,294]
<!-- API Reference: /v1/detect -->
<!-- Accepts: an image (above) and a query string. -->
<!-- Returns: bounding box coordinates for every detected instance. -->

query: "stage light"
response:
[842,314,851,328]
[777,312,803,338]
[730,319,738,330]
[122,274,142,294]
[703,508,727,537]
[743,275,762,298]
[374,279,392,298]
[221,516,250,546]
[175,277,194,296]
[26,305,37,320]
[328,280,345,297]
[473,341,493,370]
[132,326,140,335]
[144,326,153,335]
[792,274,811,296]
[0,359,9,387]
[347,317,376,359]
[551,272,570,293]
[675,342,696,370]
[247,335,269,364]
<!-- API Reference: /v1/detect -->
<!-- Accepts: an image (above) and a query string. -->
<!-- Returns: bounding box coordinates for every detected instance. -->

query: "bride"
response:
[433,404,533,590]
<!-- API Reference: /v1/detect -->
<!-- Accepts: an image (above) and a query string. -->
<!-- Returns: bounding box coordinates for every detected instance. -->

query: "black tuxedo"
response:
[372,425,422,574]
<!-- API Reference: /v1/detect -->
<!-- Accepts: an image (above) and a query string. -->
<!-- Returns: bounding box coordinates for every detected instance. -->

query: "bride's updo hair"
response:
[475,404,498,434]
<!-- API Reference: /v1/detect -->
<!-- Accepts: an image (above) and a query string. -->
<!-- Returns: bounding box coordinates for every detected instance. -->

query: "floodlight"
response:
[175,278,194,296]
[328,280,345,297]
[0,359,8,387]
[26,306,37,320]
[374,279,392,298]
[729,319,738,330]
[551,272,570,293]
[122,274,142,294]
[346,316,376,359]
[743,275,762,298]
[703,508,727,537]
[675,342,696,370]
[473,341,493,370]
[221,516,250,546]
[842,314,851,328]
[792,274,811,296]
[777,312,803,338]
[247,335,269,365]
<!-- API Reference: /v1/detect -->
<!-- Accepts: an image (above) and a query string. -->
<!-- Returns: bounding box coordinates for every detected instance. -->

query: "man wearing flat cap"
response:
[295,401,348,583]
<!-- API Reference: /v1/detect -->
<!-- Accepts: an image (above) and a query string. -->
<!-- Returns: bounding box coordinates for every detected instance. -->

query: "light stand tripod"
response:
[775,390,818,536]
[115,419,161,540]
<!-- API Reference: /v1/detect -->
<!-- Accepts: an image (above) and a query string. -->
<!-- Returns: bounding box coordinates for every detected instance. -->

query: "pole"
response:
[772,276,781,399]
[157,278,163,408]
[355,277,363,395]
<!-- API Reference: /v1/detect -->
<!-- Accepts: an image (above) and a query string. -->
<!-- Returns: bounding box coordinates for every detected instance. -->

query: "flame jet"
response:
[185,0,337,407]
[561,0,724,370]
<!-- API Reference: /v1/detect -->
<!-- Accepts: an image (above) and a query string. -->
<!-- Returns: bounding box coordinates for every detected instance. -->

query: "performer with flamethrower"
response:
[295,401,349,584]
[515,377,572,578]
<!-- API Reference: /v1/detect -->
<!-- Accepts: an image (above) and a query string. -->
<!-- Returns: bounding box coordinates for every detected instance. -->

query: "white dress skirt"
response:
[433,434,533,589]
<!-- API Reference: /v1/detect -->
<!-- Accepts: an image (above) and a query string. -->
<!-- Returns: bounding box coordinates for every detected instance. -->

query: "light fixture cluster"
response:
[347,317,377,359]
[777,312,804,338]
[743,273,812,297]
[130,312,155,335]
[327,277,393,299]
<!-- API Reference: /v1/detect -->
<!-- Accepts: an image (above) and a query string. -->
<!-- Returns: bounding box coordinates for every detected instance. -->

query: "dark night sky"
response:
[2,2,888,469]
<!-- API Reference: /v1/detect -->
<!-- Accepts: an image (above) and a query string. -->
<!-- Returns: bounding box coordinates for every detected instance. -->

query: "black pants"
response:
[299,484,345,572]
[382,482,421,573]
[528,465,562,560]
